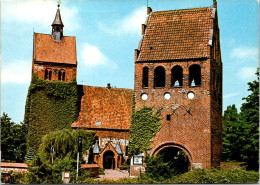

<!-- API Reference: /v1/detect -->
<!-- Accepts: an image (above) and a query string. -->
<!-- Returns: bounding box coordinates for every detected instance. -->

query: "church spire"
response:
[51,3,64,41]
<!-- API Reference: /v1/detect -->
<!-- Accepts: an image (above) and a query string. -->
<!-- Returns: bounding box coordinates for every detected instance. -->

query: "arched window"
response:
[58,69,66,81]
[154,66,165,88]
[142,67,149,88]
[44,68,52,80]
[171,65,183,87]
[189,65,201,86]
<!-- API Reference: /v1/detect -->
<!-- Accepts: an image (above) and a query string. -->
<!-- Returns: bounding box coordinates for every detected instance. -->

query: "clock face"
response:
[164,92,171,100]
[141,93,148,100]
[187,91,195,99]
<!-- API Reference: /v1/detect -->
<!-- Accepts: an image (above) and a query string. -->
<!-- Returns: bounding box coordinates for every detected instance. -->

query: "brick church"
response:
[31,1,222,175]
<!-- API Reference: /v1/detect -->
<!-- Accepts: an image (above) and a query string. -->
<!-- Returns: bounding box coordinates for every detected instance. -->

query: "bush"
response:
[171,168,259,184]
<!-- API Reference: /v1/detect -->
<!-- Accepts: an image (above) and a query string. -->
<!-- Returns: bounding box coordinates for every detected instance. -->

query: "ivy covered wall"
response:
[25,75,79,151]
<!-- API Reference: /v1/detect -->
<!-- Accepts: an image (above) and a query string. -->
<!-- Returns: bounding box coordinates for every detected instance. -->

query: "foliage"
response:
[145,155,175,181]
[25,74,79,151]
[1,113,28,162]
[84,168,259,184]
[1,171,27,184]
[23,129,95,184]
[239,68,259,170]
[222,69,259,170]
[144,152,189,181]
[170,168,259,184]
[128,106,161,156]
[222,104,243,161]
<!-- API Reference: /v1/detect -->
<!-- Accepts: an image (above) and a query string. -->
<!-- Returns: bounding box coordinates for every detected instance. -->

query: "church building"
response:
[30,1,222,174]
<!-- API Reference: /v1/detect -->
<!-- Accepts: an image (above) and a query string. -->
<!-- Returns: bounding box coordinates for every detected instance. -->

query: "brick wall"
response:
[33,62,77,82]
[134,58,219,169]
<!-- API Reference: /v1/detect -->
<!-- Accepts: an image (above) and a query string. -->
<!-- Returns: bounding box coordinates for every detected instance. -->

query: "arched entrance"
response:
[152,143,192,173]
[103,150,115,169]
[156,147,190,173]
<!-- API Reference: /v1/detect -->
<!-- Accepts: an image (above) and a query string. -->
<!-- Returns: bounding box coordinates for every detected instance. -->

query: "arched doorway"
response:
[155,146,191,173]
[103,150,115,169]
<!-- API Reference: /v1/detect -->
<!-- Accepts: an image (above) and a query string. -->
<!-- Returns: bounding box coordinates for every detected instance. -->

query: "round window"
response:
[164,92,171,100]
[187,91,195,99]
[141,93,148,100]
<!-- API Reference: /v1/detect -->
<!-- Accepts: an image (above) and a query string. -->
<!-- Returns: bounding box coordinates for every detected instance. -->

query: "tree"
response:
[222,69,259,171]
[239,69,259,170]
[24,129,95,184]
[1,113,28,162]
[222,104,243,161]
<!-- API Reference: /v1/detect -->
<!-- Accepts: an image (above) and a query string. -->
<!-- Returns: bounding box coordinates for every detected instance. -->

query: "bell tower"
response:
[32,3,77,82]
[51,3,64,41]
[133,2,222,171]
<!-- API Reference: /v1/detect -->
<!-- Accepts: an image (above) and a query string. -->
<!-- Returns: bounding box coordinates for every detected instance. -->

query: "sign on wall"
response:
[133,155,143,165]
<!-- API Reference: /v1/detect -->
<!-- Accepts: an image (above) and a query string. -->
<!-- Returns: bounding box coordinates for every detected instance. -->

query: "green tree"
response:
[239,69,259,170]
[222,104,243,161]
[1,113,28,162]
[24,129,95,184]
[128,106,161,157]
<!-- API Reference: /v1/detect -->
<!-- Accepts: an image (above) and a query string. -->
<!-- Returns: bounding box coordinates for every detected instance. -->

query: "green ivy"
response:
[25,74,79,152]
[128,105,161,157]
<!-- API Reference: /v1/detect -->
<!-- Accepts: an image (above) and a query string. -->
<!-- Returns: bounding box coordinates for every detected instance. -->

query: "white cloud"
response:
[237,67,257,81]
[230,46,259,62]
[1,60,31,84]
[223,92,241,99]
[99,6,147,36]
[2,0,80,31]
[80,43,117,68]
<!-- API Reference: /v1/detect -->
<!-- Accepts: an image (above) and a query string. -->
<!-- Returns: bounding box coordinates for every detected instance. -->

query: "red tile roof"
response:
[72,85,133,130]
[1,162,28,168]
[137,7,214,61]
[34,33,77,65]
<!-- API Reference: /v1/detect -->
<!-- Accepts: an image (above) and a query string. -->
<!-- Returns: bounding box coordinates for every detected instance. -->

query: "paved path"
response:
[98,169,130,180]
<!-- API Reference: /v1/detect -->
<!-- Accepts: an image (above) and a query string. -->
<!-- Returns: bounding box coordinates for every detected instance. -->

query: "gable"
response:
[137,7,214,62]
[33,33,77,65]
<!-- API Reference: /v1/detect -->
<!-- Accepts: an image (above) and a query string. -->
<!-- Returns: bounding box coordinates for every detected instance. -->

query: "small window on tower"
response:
[45,68,52,80]
[171,65,183,87]
[166,115,171,120]
[189,65,201,86]
[58,69,66,81]
[154,66,165,88]
[142,67,149,88]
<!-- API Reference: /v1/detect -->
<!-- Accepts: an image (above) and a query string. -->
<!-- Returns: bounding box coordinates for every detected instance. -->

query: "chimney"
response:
[134,49,140,62]
[147,7,152,15]
[142,24,146,35]
[213,0,217,8]
[107,83,111,89]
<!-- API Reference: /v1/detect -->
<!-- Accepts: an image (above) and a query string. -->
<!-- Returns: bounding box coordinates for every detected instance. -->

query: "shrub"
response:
[171,168,259,184]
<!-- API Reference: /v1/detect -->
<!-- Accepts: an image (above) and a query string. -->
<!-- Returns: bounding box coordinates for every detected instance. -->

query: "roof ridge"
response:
[152,6,212,14]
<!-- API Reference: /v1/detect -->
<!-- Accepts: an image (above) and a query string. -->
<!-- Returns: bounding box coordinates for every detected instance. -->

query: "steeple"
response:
[51,3,64,41]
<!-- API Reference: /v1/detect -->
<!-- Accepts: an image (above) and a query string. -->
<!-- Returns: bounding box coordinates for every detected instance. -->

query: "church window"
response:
[142,67,149,88]
[58,69,66,81]
[189,65,201,86]
[154,66,165,88]
[166,115,171,120]
[44,68,52,80]
[171,65,183,87]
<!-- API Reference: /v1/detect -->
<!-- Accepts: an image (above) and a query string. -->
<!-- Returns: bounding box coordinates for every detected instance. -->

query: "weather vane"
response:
[57,0,62,8]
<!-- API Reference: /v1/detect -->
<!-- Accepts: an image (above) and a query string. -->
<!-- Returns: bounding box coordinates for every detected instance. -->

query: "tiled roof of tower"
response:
[72,85,133,130]
[137,7,214,61]
[34,33,76,64]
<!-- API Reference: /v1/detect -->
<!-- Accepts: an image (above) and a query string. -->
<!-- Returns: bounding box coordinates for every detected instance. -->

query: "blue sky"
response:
[1,0,259,123]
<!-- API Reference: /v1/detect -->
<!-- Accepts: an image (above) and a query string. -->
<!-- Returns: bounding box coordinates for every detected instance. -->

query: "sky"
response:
[1,0,259,123]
